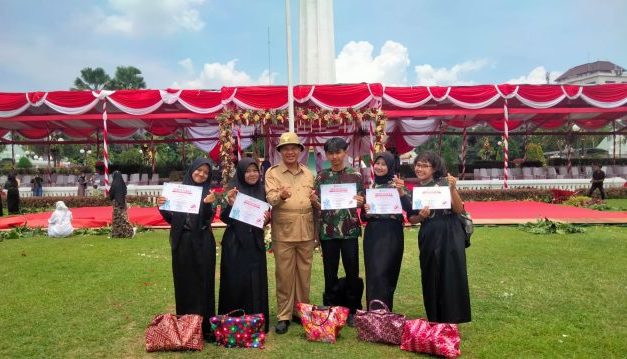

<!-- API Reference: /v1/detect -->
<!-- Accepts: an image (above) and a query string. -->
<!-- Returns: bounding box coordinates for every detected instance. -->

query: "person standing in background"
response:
[587,163,606,200]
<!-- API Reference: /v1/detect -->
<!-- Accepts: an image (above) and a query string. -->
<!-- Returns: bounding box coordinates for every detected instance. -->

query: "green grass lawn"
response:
[605,198,627,211]
[1,226,626,358]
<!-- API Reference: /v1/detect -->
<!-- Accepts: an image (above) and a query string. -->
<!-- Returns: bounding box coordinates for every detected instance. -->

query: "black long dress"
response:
[159,158,216,338]
[5,177,20,215]
[363,152,412,311]
[416,181,471,323]
[218,158,269,332]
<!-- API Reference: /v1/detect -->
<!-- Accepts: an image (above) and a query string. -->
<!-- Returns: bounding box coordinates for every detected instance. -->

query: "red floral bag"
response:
[209,310,265,349]
[400,319,461,358]
[145,314,204,352]
[354,300,406,345]
[296,303,349,343]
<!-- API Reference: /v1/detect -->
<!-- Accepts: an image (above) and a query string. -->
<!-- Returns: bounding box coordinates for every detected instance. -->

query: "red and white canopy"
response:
[1,84,625,147]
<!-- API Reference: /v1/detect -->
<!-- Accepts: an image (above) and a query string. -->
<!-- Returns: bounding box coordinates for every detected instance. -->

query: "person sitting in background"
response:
[48,201,74,237]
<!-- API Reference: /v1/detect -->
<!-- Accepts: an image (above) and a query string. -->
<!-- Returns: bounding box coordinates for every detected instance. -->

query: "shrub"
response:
[16,157,32,169]
[525,143,545,165]
[19,195,155,213]
[458,188,553,202]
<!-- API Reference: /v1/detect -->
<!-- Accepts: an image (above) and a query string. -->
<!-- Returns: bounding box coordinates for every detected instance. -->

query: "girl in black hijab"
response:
[109,171,134,238]
[4,174,20,215]
[218,157,270,332]
[158,158,217,340]
[409,152,471,324]
[362,151,412,310]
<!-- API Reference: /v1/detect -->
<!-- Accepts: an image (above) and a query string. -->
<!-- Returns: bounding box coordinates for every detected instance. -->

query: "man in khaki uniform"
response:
[265,132,315,334]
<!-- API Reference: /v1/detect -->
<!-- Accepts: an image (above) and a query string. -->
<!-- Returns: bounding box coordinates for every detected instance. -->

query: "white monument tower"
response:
[298,0,336,84]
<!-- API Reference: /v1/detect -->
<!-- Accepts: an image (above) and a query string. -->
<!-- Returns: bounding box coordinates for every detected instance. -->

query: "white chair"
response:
[604,166,615,177]
[55,175,67,186]
[473,169,480,180]
[0,175,7,184]
[558,166,568,178]
[122,173,129,183]
[149,173,160,185]
[66,174,77,186]
[510,167,522,180]
[20,175,32,187]
[584,166,593,177]
[571,167,581,179]
[533,167,546,179]
[139,173,150,185]
[522,167,534,180]
[479,168,490,180]
[490,168,501,179]
[129,173,141,185]
[547,167,557,179]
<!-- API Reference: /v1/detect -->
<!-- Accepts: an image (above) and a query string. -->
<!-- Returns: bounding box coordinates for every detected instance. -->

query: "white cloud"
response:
[178,58,195,75]
[173,59,277,89]
[335,41,410,85]
[414,59,489,86]
[89,0,205,36]
[507,66,563,84]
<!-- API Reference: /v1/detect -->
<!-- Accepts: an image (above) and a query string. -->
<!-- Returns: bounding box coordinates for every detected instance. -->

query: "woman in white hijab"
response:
[48,201,74,237]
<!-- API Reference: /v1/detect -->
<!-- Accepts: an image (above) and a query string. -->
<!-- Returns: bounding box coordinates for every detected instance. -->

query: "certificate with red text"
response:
[366,188,402,214]
[229,192,271,228]
[320,183,357,210]
[159,182,203,214]
[412,186,451,210]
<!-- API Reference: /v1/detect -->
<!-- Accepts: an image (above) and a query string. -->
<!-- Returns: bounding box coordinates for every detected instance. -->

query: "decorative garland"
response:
[216,108,387,184]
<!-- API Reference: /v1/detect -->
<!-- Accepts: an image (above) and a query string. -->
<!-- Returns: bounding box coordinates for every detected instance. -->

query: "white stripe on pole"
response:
[285,0,295,132]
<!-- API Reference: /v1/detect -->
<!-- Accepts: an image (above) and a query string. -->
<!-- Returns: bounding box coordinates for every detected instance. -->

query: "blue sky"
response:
[0,0,626,91]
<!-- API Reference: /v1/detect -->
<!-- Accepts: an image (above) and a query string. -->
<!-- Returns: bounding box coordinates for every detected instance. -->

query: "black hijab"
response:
[226,157,265,202]
[182,157,213,189]
[374,151,395,185]
[109,171,126,206]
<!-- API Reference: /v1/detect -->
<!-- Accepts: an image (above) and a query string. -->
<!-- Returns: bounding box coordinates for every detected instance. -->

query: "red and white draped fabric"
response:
[0,89,223,140]
[0,84,626,168]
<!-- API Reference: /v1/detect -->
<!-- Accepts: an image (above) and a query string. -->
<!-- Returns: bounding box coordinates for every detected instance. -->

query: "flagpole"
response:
[285,0,295,132]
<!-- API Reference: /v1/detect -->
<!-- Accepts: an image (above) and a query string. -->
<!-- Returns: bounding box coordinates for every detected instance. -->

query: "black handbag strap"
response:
[311,306,333,327]
[226,309,246,317]
[368,299,390,312]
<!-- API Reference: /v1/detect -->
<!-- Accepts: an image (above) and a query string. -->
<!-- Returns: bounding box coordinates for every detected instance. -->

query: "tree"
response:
[73,67,111,91]
[108,66,146,90]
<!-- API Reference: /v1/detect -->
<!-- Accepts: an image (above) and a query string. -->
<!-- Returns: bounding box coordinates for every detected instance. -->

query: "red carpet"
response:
[0,201,625,230]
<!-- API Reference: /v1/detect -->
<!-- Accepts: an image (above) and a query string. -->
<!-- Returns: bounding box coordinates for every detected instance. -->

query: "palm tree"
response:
[108,66,146,89]
[72,67,111,91]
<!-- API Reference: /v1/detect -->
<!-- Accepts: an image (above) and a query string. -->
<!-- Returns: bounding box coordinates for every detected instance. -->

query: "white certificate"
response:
[366,188,402,214]
[159,182,204,214]
[320,183,357,210]
[412,186,451,210]
[229,192,271,229]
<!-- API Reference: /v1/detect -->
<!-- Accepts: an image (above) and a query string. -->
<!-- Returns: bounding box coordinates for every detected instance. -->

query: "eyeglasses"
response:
[415,163,432,169]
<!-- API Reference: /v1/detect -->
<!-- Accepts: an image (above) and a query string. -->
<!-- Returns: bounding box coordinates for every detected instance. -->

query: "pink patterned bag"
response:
[400,319,461,358]
[354,300,406,345]
[296,303,349,343]
[145,314,204,352]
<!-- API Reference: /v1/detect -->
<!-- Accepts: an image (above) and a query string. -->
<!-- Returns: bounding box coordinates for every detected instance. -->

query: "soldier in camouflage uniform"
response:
[311,137,365,326]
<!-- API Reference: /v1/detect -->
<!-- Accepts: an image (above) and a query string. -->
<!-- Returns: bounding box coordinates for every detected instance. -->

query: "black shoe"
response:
[347,313,355,327]
[275,320,290,334]
[291,315,302,325]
